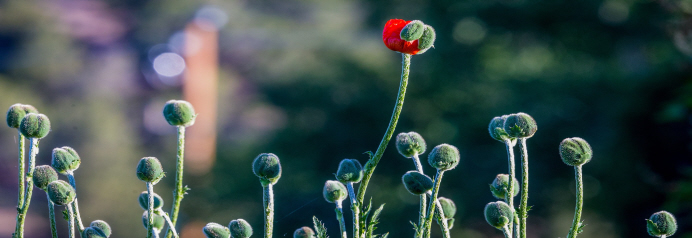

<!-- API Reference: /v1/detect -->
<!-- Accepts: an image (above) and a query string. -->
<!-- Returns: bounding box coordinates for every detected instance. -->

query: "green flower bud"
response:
[136,157,165,184]
[488,116,511,142]
[401,171,434,195]
[51,146,81,174]
[19,113,50,139]
[82,227,107,238]
[6,104,38,128]
[293,226,315,238]
[323,180,347,203]
[336,159,363,183]
[139,191,164,210]
[203,222,231,238]
[559,137,593,167]
[163,100,196,127]
[90,220,112,237]
[47,180,76,206]
[503,113,537,138]
[400,20,425,41]
[484,201,514,230]
[427,144,460,171]
[33,165,58,191]
[142,211,166,231]
[438,197,456,219]
[417,25,436,53]
[396,132,427,158]
[229,219,253,238]
[252,153,281,186]
[489,174,519,200]
[647,211,677,237]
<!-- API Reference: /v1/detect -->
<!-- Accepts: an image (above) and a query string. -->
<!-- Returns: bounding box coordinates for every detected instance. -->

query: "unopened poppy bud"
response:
[82,227,107,238]
[503,113,537,138]
[323,180,347,203]
[559,137,593,167]
[141,211,166,231]
[438,197,456,219]
[203,222,230,238]
[33,165,58,191]
[252,153,281,186]
[51,146,81,174]
[293,226,315,238]
[647,211,677,237]
[417,25,436,53]
[163,100,196,127]
[47,180,76,206]
[20,113,50,139]
[402,171,433,195]
[488,116,510,142]
[400,20,425,41]
[229,219,253,238]
[489,174,519,200]
[396,132,427,158]
[136,157,164,184]
[138,191,164,210]
[6,104,38,129]
[336,159,363,183]
[484,201,514,230]
[428,144,460,171]
[90,220,112,237]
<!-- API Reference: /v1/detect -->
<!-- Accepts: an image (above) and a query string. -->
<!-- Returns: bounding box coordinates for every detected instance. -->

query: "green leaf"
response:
[363,151,374,159]
[379,233,389,238]
[366,204,386,238]
[313,216,329,238]
[577,221,586,234]
[62,210,69,221]
[410,221,421,238]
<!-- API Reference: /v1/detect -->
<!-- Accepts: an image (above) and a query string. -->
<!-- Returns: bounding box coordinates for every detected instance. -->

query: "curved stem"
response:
[263,184,274,238]
[147,182,155,238]
[48,194,58,238]
[153,229,161,238]
[423,170,444,238]
[67,173,84,233]
[68,202,76,238]
[346,183,360,238]
[518,138,529,238]
[415,154,450,238]
[156,210,179,238]
[502,226,512,238]
[417,194,427,238]
[165,126,186,238]
[15,138,39,238]
[567,166,583,238]
[336,201,347,238]
[504,139,516,238]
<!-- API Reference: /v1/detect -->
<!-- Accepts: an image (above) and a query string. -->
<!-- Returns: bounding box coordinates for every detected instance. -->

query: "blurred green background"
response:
[1,0,692,237]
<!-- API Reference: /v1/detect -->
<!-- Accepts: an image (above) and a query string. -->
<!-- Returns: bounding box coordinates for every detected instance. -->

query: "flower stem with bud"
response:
[47,194,57,238]
[166,126,186,238]
[14,138,39,238]
[423,171,444,238]
[567,165,583,238]
[263,184,274,238]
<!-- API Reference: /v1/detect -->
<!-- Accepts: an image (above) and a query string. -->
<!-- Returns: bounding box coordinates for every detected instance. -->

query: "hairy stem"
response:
[567,166,584,238]
[17,132,26,215]
[14,138,39,238]
[346,182,360,238]
[47,194,57,238]
[424,171,444,238]
[147,182,155,238]
[336,201,347,238]
[414,154,450,238]
[263,184,274,238]
[165,126,186,238]
[67,173,85,233]
[502,226,512,238]
[68,203,75,238]
[519,138,529,238]
[157,210,179,238]
[504,139,516,238]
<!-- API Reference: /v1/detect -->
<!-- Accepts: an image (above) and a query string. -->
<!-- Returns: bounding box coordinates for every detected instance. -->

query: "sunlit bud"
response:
[6,104,38,128]
[647,211,677,237]
[47,180,76,206]
[484,201,514,230]
[252,153,282,186]
[229,219,253,238]
[401,171,433,195]
[438,197,457,219]
[90,220,112,237]
[203,222,230,238]
[20,113,50,138]
[82,227,107,238]
[323,180,347,203]
[417,25,436,53]
[52,146,81,174]
[336,159,363,183]
[503,113,537,138]
[136,157,165,184]
[489,174,519,200]
[293,226,315,238]
[400,20,425,41]
[559,137,593,166]
[163,100,196,127]
[138,191,164,210]
[488,116,511,142]
[33,165,58,191]
[141,211,166,231]
[396,132,427,158]
[428,144,460,171]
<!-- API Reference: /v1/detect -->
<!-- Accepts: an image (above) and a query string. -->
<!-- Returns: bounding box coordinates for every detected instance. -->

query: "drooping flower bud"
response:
[396,132,427,158]
[51,146,81,174]
[488,116,511,142]
[6,104,38,129]
[203,222,231,238]
[136,157,165,184]
[417,25,436,54]
[336,159,363,183]
[293,226,315,238]
[229,219,253,238]
[139,191,164,210]
[503,113,537,139]
[484,201,514,230]
[82,227,107,238]
[489,174,519,200]
[163,100,196,127]
[141,211,166,231]
[438,197,456,219]
[401,171,433,195]
[33,165,58,191]
[559,137,593,167]
[647,211,677,237]
[47,180,76,206]
[252,153,281,186]
[428,144,460,171]
[323,180,347,203]
[19,113,50,139]
[90,220,112,237]
[400,20,425,41]
[382,19,422,55]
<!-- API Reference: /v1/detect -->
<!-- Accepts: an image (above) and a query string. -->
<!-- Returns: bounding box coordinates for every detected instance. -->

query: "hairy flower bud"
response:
[488,116,511,142]
[20,113,50,139]
[47,180,76,206]
[163,100,196,127]
[52,146,81,174]
[252,153,282,186]
[336,159,363,183]
[82,227,107,238]
[503,113,537,138]
[229,219,253,238]
[139,191,164,210]
[400,20,425,41]
[396,132,427,158]
[402,171,434,195]
[6,104,38,129]
[484,201,514,230]
[647,211,677,237]
[203,222,230,238]
[141,211,166,231]
[293,226,315,238]
[559,137,593,166]
[428,144,460,171]
[136,157,165,184]
[323,180,347,203]
[33,165,58,191]
[438,197,457,219]
[90,220,112,237]
[489,174,519,200]
[417,25,436,53]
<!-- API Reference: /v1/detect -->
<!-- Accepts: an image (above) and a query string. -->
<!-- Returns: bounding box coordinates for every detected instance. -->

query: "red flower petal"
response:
[382,19,420,55]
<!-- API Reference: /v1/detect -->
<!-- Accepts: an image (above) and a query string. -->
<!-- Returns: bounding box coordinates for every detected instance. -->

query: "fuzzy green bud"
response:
[647,211,677,237]
[336,159,363,183]
[163,100,196,127]
[19,113,50,139]
[90,220,112,237]
[47,180,76,206]
[138,191,164,210]
[438,197,457,219]
[293,226,315,238]
[229,219,253,238]
[252,153,281,186]
[417,25,436,53]
[488,116,511,142]
[428,144,460,171]
[6,104,38,128]
[142,211,166,231]
[203,222,231,238]
[323,180,347,203]
[559,137,593,166]
[400,20,425,41]
[484,201,514,230]
[82,227,107,238]
[33,165,58,191]
[396,132,427,158]
[51,146,81,174]
[503,113,537,138]
[401,171,434,195]
[489,174,519,200]
[136,157,164,184]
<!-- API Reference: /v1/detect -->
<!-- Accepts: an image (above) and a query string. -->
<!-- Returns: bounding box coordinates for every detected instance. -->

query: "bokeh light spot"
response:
[153,52,186,77]
[453,17,487,45]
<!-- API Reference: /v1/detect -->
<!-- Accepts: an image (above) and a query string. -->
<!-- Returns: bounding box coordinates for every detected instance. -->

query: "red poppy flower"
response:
[382,19,421,55]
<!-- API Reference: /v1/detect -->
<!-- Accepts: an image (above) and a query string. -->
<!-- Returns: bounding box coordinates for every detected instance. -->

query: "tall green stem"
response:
[17,132,26,214]
[423,171,444,238]
[502,226,512,238]
[519,138,529,238]
[14,138,38,238]
[48,194,57,238]
[567,166,583,238]
[413,154,450,238]
[157,210,179,238]
[411,154,426,237]
[504,139,516,238]
[68,202,76,238]
[147,182,155,238]
[336,201,347,238]
[346,183,360,238]
[263,184,274,238]
[165,126,186,238]
[67,173,84,233]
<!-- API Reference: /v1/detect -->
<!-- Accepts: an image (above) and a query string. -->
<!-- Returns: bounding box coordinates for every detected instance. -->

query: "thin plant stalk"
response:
[14,138,39,238]
[346,183,360,238]
[47,194,58,238]
[423,171,444,238]
[504,139,516,238]
[519,138,529,238]
[156,210,179,238]
[153,229,160,238]
[165,126,186,238]
[68,203,76,238]
[502,226,512,238]
[335,201,347,238]
[67,173,85,232]
[263,184,274,238]
[147,182,155,238]
[567,165,583,238]
[17,132,26,216]
[412,154,450,238]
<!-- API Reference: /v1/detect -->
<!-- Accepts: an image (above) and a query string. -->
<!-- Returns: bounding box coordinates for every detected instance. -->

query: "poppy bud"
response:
[82,227,107,238]
[136,157,165,184]
[401,171,433,195]
[203,222,230,238]
[47,180,76,206]
[417,25,436,54]
[396,132,427,158]
[51,146,81,174]
[6,104,38,129]
[489,174,519,200]
[438,197,456,219]
[559,137,593,167]
[428,144,460,171]
[323,180,347,203]
[503,113,537,139]
[647,211,677,237]
[400,20,425,41]
[293,226,315,238]
[20,113,50,139]
[163,100,196,127]
[484,201,514,230]
[90,220,112,237]
[229,219,253,238]
[33,165,58,191]
[139,191,164,210]
[141,211,166,231]
[488,116,510,142]
[336,159,363,183]
[252,153,281,186]
[383,19,422,55]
